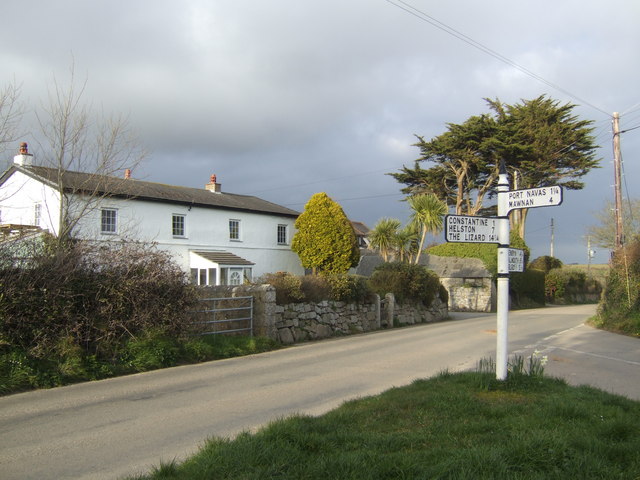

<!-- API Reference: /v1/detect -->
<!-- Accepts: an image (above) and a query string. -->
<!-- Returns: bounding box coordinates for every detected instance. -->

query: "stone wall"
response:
[275,299,380,344]
[197,285,449,344]
[440,277,494,312]
[355,253,495,313]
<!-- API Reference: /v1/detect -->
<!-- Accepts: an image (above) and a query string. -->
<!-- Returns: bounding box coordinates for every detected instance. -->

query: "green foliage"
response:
[545,268,602,304]
[367,217,402,262]
[428,230,529,278]
[260,272,305,304]
[529,255,564,273]
[291,192,360,274]
[324,274,373,303]
[428,242,498,275]
[407,193,447,263]
[134,372,640,480]
[510,269,545,307]
[369,262,443,305]
[597,240,640,335]
[1,334,280,395]
[261,272,373,304]
[121,329,181,371]
[392,95,599,239]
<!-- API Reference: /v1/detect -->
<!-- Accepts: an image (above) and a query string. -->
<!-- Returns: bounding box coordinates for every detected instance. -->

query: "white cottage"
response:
[0,144,304,285]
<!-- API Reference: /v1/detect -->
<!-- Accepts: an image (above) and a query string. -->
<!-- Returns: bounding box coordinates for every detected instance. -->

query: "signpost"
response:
[443,161,564,380]
[444,215,499,243]
[508,248,525,273]
[506,186,562,213]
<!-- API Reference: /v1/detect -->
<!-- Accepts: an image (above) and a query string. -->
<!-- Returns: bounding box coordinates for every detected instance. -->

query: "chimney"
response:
[124,168,131,179]
[13,142,33,166]
[205,174,221,193]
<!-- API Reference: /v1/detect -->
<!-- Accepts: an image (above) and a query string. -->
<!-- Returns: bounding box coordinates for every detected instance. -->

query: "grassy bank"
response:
[130,368,640,480]
[0,334,279,395]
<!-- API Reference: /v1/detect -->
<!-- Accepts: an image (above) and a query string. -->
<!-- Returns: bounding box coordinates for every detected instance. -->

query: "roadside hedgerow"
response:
[369,262,444,305]
[0,237,198,361]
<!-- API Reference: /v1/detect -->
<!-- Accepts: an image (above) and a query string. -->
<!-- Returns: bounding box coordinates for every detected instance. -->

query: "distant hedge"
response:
[369,262,447,306]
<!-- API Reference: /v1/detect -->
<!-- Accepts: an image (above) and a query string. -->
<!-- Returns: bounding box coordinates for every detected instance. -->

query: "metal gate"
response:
[191,296,253,336]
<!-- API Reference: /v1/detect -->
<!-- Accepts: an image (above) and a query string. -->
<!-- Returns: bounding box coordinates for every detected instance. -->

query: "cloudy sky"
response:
[2,0,639,264]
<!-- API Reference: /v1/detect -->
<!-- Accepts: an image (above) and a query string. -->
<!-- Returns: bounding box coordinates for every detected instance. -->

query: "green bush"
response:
[368,262,443,306]
[324,274,373,302]
[529,255,563,273]
[597,240,640,335]
[428,230,530,277]
[261,272,373,304]
[260,272,305,304]
[510,269,545,307]
[545,268,602,304]
[121,329,181,372]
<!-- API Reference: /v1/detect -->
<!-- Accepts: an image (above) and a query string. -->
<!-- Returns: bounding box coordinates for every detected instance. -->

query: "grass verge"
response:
[129,367,640,480]
[0,334,280,395]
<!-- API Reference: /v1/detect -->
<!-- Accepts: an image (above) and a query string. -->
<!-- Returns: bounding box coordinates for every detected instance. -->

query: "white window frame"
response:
[277,224,288,245]
[172,214,186,238]
[101,208,118,234]
[34,203,42,227]
[229,219,241,241]
[190,267,218,286]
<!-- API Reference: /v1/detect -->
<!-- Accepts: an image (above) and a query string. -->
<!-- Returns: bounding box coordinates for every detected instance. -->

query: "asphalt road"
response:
[1,304,638,480]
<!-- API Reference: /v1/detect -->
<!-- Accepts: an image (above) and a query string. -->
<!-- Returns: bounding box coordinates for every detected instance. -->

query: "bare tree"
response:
[0,80,24,163]
[34,64,146,246]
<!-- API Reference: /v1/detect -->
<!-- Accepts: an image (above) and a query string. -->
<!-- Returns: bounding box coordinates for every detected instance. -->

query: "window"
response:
[190,268,217,286]
[172,214,185,237]
[219,267,251,285]
[101,208,117,234]
[34,203,42,226]
[229,270,242,285]
[229,219,240,241]
[277,224,288,245]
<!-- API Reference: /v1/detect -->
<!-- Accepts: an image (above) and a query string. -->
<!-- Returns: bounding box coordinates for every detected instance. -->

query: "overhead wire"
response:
[248,1,626,210]
[384,0,611,117]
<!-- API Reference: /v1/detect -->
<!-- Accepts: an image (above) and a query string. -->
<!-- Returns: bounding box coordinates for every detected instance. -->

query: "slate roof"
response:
[4,165,300,218]
[192,251,255,266]
[350,221,370,237]
[353,251,491,278]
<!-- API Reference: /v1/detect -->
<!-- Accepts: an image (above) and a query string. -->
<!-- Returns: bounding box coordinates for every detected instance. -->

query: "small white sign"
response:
[508,248,525,272]
[445,215,499,243]
[507,186,563,212]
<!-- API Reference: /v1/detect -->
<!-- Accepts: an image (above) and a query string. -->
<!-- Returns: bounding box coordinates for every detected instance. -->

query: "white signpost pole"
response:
[441,160,562,381]
[496,161,511,380]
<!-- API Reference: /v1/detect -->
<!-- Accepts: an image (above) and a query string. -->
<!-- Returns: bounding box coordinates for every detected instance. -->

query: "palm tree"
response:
[408,193,447,264]
[368,218,401,261]
[394,224,419,263]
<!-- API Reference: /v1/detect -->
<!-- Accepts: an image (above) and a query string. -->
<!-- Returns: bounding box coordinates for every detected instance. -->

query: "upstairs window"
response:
[101,208,117,234]
[229,219,240,241]
[172,214,186,237]
[34,203,42,226]
[277,224,288,245]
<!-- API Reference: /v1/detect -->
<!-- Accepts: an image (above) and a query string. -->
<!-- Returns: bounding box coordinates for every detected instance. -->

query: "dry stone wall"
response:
[198,284,449,344]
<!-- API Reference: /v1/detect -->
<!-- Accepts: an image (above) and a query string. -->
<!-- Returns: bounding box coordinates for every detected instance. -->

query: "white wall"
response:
[71,193,304,278]
[0,170,60,233]
[1,169,304,278]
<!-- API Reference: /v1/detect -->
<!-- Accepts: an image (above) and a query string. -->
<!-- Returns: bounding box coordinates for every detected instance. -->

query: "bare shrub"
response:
[0,236,198,359]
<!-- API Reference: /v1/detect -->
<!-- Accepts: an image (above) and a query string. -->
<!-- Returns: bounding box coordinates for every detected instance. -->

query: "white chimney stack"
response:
[13,142,33,166]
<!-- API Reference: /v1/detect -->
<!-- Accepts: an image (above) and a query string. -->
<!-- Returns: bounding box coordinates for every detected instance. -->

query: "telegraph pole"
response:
[612,112,624,249]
